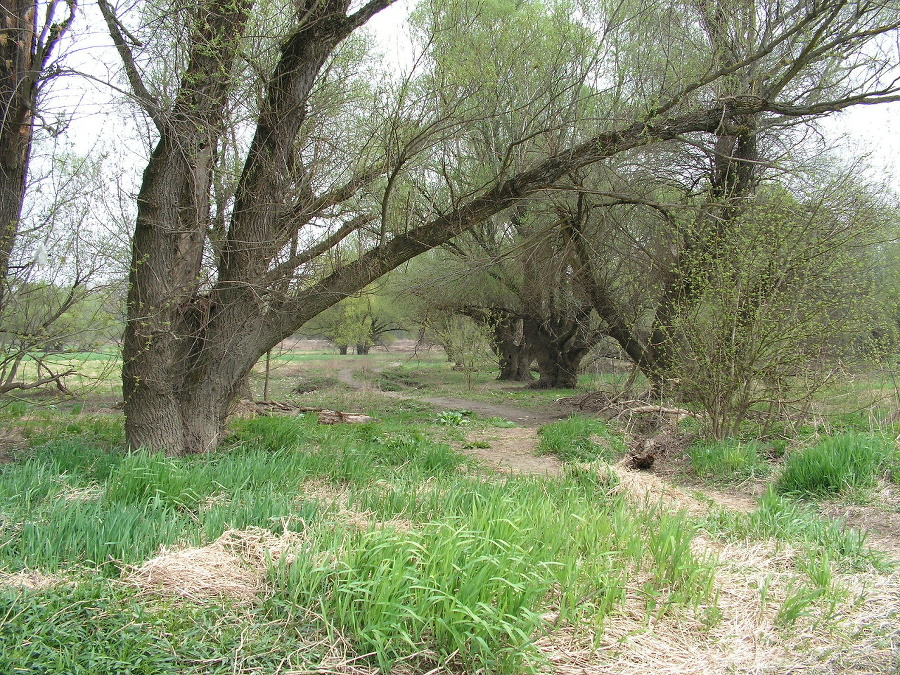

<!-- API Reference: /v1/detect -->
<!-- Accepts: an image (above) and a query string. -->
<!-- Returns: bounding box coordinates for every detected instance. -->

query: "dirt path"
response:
[337,367,900,560]
[337,369,569,427]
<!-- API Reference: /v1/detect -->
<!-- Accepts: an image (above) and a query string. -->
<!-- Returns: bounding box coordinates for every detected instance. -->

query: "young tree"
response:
[0,0,76,312]
[103,0,900,455]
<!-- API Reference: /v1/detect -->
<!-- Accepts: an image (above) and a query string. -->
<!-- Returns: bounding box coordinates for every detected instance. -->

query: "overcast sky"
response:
[55,1,900,195]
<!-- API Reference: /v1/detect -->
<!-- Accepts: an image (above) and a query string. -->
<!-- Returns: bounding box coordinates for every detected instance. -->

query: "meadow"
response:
[0,343,898,674]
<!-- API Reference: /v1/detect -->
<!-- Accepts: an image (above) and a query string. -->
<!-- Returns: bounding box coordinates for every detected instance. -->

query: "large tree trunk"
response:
[525,316,593,389]
[120,0,254,455]
[463,307,534,382]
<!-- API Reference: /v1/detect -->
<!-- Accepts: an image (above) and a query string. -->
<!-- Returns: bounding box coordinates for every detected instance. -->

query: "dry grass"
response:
[0,569,64,591]
[534,537,900,674]
[611,460,756,516]
[124,528,307,603]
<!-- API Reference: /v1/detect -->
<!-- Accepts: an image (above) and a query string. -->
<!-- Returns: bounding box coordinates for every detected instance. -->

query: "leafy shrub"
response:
[776,433,893,497]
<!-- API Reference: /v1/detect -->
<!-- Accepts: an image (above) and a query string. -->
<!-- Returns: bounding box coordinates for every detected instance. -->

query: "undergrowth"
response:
[776,433,894,497]
[688,439,770,482]
[0,412,717,674]
[537,415,626,463]
[703,487,891,572]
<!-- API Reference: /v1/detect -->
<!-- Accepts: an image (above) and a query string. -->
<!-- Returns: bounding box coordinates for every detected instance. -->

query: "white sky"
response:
[45,1,900,197]
[822,102,900,187]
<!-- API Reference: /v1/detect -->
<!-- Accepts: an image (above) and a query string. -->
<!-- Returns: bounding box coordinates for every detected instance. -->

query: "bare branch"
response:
[97,0,165,131]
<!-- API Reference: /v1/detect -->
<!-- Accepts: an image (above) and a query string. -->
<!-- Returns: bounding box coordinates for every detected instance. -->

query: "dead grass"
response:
[535,536,900,674]
[0,569,64,591]
[124,527,307,603]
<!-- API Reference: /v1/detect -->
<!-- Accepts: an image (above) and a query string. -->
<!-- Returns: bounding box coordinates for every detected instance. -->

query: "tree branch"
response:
[97,0,165,131]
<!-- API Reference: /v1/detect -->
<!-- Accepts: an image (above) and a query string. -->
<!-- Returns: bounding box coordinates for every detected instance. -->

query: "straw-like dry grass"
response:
[124,528,306,602]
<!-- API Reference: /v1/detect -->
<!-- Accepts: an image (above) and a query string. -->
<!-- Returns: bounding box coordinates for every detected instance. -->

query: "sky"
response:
[823,102,900,186]
[49,0,900,194]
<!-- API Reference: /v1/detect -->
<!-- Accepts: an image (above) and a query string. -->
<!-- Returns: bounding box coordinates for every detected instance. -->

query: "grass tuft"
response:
[776,433,893,497]
[688,439,769,482]
[537,416,625,463]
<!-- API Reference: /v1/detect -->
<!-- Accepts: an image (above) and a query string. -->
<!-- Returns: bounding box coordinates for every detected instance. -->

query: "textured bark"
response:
[462,307,534,382]
[526,316,595,390]
[121,0,255,455]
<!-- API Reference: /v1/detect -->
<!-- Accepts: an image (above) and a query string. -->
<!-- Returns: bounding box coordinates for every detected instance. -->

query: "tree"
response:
[104,0,900,455]
[0,0,76,312]
[302,288,405,354]
[0,151,125,397]
[668,179,889,437]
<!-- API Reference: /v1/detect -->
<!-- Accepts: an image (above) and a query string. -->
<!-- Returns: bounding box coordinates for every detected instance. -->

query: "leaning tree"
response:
[101,0,900,455]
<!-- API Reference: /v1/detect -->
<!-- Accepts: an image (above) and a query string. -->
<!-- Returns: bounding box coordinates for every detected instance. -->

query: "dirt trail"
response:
[338,367,900,560]
[336,369,568,427]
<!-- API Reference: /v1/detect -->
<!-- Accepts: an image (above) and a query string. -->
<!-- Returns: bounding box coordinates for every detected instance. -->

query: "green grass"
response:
[703,487,890,572]
[1,411,720,674]
[3,356,898,673]
[776,433,894,497]
[688,439,770,482]
[537,415,626,463]
[0,579,321,674]
[272,472,714,673]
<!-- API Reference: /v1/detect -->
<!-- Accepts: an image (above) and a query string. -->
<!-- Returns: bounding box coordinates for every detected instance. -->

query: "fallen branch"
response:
[0,369,75,394]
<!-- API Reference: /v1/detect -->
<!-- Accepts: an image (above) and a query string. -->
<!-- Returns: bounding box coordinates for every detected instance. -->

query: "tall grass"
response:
[0,580,317,674]
[272,475,714,674]
[1,413,716,673]
[776,433,893,497]
[537,416,626,463]
[688,439,769,482]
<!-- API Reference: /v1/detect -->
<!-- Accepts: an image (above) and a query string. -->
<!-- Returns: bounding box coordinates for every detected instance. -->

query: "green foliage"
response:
[688,439,769,482]
[434,409,474,426]
[301,289,405,353]
[537,415,625,463]
[703,488,890,572]
[0,581,318,674]
[776,433,894,497]
[671,185,887,439]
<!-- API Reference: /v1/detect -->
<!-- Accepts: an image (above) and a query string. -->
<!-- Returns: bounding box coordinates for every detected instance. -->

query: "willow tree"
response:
[103,0,900,455]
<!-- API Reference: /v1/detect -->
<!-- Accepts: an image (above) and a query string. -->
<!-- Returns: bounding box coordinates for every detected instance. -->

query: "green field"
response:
[1,344,899,674]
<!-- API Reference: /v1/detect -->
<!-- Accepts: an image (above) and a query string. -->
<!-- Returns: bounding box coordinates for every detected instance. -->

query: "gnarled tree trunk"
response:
[525,315,595,389]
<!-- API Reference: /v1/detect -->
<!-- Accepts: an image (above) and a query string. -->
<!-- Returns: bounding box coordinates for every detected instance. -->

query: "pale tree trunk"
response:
[493,316,533,382]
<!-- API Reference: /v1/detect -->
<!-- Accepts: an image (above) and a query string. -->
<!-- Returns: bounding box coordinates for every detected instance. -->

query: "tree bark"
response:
[493,315,533,381]
[525,316,594,389]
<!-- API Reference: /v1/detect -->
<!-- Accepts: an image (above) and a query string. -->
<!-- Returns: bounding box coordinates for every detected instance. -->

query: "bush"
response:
[776,433,893,497]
